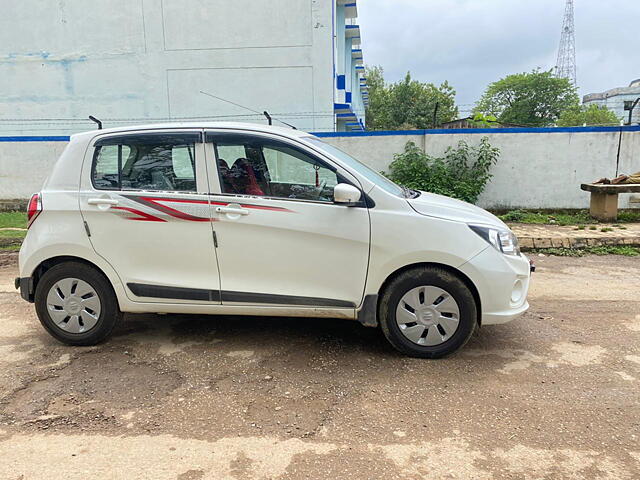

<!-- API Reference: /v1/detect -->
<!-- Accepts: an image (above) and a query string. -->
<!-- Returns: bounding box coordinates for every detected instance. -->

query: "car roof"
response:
[70,122,313,143]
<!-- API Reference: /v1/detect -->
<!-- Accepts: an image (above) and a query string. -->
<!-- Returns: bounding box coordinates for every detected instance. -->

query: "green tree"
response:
[557,104,621,127]
[469,113,499,128]
[365,66,458,130]
[474,69,579,127]
[364,66,388,129]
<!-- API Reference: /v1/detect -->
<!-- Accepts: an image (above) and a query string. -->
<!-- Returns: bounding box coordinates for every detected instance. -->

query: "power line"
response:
[199,90,298,129]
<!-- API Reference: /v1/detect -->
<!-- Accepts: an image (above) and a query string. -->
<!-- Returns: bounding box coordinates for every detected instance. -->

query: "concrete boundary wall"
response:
[1,126,639,209]
[319,126,640,209]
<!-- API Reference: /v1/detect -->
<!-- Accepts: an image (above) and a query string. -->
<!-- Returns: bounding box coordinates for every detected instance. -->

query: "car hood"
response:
[407,192,508,228]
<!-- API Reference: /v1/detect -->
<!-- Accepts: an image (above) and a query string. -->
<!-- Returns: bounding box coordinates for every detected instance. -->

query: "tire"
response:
[34,262,122,346]
[379,266,477,358]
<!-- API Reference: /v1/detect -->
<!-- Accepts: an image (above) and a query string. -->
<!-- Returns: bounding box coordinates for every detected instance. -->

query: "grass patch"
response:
[618,211,640,223]
[0,211,27,229]
[498,209,640,226]
[0,228,25,251]
[0,230,26,239]
[530,246,640,257]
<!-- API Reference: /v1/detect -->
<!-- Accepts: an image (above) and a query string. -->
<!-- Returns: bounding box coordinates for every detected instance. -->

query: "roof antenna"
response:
[88,115,102,130]
[199,90,297,130]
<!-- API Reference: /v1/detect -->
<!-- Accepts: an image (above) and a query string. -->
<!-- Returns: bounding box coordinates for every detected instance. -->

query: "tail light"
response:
[27,193,42,227]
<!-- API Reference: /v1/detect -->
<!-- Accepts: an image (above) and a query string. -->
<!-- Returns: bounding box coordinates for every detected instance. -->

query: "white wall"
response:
[0,141,67,199]
[0,0,336,135]
[322,129,640,209]
[2,129,639,210]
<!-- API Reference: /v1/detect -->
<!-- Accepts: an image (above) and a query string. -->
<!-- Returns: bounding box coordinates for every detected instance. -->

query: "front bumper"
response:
[15,277,33,302]
[458,247,531,326]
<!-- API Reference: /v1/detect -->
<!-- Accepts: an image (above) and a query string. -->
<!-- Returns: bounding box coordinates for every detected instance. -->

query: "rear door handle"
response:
[215,206,249,216]
[88,198,119,206]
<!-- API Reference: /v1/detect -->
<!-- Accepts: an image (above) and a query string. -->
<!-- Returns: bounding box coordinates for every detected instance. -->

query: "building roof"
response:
[583,78,640,102]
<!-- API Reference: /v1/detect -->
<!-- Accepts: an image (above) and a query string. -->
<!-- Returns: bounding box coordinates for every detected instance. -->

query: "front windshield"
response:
[305,137,408,197]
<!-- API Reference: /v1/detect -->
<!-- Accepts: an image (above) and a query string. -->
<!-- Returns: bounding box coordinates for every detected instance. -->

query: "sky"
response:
[358,0,640,117]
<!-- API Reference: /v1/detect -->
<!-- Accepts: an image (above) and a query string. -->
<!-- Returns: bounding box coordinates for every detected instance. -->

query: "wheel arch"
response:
[27,256,118,304]
[377,262,482,327]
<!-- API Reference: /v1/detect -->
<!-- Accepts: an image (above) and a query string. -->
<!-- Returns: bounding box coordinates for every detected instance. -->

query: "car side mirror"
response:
[334,183,362,206]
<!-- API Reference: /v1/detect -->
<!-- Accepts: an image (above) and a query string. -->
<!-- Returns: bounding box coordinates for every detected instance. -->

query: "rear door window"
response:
[92,132,200,192]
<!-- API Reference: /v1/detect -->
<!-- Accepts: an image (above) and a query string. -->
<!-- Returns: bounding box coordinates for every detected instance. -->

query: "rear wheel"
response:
[34,262,121,346]
[379,266,477,358]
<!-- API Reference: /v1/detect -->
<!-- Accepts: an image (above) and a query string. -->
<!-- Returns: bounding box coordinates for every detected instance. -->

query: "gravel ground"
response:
[0,254,638,479]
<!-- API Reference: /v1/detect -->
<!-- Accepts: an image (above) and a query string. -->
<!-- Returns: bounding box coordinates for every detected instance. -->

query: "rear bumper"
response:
[15,277,33,302]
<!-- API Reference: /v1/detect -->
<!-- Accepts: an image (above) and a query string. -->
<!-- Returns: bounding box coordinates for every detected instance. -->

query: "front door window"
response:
[212,135,338,202]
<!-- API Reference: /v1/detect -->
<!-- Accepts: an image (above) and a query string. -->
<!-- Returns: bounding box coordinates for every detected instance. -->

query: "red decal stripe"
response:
[112,206,166,222]
[149,197,210,205]
[209,201,294,213]
[140,197,211,222]
[119,194,293,222]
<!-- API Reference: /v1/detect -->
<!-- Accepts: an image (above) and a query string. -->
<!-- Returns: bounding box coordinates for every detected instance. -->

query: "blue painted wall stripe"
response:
[0,136,70,142]
[336,75,346,90]
[0,126,638,142]
[312,125,640,137]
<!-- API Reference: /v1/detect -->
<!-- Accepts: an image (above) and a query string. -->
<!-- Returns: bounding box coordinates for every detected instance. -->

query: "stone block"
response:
[519,238,534,249]
[533,238,552,249]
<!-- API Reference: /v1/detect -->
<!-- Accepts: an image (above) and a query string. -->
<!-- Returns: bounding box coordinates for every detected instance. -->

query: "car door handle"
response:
[215,206,249,216]
[88,198,119,206]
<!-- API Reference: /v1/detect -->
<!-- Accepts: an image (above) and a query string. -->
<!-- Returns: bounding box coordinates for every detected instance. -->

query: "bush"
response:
[385,138,499,204]
[500,210,527,222]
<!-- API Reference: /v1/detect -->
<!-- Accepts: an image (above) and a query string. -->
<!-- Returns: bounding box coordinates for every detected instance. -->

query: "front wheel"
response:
[379,266,477,358]
[34,262,121,346]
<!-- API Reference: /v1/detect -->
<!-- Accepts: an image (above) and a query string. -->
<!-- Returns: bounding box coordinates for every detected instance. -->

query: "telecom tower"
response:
[555,0,577,85]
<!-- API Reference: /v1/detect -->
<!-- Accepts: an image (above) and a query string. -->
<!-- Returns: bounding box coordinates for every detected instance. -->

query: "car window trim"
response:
[206,190,371,208]
[90,132,202,194]
[206,131,369,206]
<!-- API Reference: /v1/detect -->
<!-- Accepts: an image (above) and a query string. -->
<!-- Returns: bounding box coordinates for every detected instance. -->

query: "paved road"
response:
[0,254,638,479]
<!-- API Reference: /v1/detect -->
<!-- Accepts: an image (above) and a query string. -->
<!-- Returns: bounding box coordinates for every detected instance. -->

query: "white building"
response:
[583,79,640,125]
[0,0,368,135]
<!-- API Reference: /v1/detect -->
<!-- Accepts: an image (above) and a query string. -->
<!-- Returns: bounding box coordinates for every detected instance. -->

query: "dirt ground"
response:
[0,253,638,479]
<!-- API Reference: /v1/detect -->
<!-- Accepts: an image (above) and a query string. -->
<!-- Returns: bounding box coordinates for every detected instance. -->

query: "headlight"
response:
[469,225,521,256]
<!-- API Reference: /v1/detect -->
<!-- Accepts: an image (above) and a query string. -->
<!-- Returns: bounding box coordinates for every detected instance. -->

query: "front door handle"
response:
[215,205,249,216]
[88,198,119,206]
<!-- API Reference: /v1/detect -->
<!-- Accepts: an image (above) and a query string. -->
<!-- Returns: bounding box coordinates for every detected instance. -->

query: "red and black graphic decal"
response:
[112,194,294,222]
[209,200,294,213]
[124,195,211,222]
[111,206,167,222]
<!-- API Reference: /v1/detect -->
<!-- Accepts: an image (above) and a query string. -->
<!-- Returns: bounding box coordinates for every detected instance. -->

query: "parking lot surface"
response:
[0,254,638,479]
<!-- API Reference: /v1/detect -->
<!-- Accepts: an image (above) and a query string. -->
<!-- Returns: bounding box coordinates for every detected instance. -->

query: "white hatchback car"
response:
[17,123,531,358]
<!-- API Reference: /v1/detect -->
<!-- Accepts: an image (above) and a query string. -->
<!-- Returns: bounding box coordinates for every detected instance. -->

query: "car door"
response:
[205,130,370,309]
[80,130,221,304]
